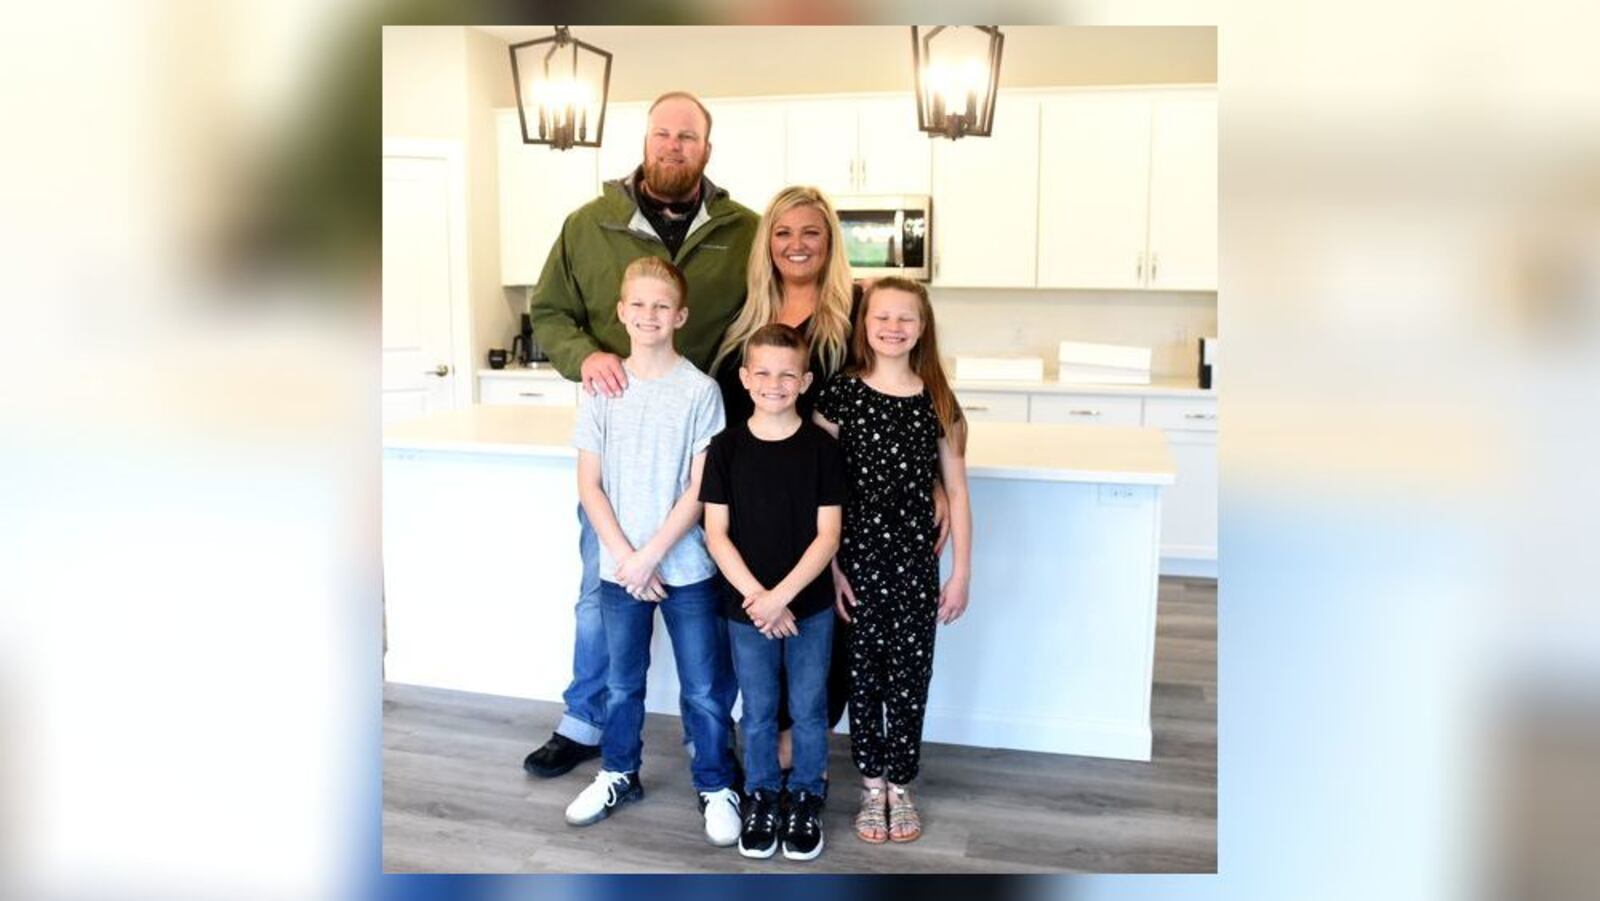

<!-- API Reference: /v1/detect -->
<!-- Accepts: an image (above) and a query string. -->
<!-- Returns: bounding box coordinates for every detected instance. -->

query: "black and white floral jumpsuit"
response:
[815,375,943,785]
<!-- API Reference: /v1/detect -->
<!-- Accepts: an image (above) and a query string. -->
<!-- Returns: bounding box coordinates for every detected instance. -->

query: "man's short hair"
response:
[647,91,713,139]
[743,323,809,363]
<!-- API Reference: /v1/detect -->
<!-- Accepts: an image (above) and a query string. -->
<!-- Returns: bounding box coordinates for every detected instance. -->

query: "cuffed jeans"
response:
[598,577,738,792]
[555,505,610,745]
[728,607,835,796]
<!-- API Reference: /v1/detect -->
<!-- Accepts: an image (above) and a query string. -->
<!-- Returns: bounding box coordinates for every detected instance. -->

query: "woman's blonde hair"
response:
[848,277,968,454]
[711,186,853,377]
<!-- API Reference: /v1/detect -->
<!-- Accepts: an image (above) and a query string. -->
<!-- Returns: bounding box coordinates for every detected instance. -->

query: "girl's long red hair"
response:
[846,277,967,454]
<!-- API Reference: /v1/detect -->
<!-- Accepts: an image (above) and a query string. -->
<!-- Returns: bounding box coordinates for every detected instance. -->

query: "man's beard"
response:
[642,155,704,200]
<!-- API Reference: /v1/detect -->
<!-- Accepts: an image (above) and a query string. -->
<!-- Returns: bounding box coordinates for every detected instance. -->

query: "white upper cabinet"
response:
[854,97,932,195]
[931,94,1040,288]
[1146,94,1218,291]
[785,96,931,197]
[1036,89,1216,291]
[497,110,599,286]
[702,99,789,213]
[785,99,863,196]
[595,101,647,187]
[1037,94,1152,290]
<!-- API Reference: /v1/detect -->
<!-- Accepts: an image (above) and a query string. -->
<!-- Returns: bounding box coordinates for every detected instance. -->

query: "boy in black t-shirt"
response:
[700,323,846,862]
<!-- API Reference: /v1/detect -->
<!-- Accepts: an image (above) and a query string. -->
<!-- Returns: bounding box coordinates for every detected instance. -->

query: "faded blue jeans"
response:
[728,607,835,796]
[557,506,728,755]
[598,577,738,792]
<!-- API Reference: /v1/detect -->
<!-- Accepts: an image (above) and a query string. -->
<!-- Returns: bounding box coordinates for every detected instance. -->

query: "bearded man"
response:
[522,91,758,785]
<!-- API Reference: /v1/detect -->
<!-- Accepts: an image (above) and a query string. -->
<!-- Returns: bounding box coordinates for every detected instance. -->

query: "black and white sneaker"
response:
[564,769,642,826]
[738,789,781,859]
[781,790,825,861]
[524,732,600,778]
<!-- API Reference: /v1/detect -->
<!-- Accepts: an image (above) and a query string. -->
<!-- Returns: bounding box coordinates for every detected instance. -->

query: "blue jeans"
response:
[599,577,738,792]
[558,507,733,755]
[555,505,609,745]
[728,607,835,796]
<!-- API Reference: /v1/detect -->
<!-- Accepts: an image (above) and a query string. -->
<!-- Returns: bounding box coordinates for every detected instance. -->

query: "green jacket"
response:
[528,172,758,380]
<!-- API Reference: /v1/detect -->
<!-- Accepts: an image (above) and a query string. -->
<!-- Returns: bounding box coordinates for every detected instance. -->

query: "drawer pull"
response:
[1183,412,1215,420]
[965,405,989,412]
[1068,409,1102,416]
[517,392,545,398]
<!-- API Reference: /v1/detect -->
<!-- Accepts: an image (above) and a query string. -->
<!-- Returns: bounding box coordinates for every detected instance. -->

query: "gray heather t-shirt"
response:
[572,356,726,586]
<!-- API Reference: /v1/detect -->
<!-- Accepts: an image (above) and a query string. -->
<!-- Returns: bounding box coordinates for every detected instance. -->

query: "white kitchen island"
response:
[384,405,1175,761]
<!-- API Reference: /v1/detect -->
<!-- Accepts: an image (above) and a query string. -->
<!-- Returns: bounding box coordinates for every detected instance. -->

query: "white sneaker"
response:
[565,769,641,826]
[698,786,742,846]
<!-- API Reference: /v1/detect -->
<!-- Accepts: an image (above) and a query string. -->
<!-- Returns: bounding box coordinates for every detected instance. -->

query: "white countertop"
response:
[385,405,1175,486]
[953,375,1212,398]
[478,366,1214,400]
[478,365,567,379]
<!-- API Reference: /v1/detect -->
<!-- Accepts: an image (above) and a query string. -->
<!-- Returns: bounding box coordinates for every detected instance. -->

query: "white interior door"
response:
[1147,94,1218,291]
[383,152,459,423]
[704,99,788,213]
[1036,92,1153,290]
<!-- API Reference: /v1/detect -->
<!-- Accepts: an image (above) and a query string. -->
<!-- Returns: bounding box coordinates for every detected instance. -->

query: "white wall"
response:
[932,288,1217,378]
[383,26,524,390]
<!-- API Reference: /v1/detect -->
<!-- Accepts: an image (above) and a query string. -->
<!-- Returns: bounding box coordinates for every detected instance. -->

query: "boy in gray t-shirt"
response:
[563,257,743,849]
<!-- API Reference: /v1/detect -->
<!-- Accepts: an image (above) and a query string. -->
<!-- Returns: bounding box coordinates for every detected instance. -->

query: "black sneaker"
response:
[738,789,781,859]
[781,790,825,861]
[523,732,600,778]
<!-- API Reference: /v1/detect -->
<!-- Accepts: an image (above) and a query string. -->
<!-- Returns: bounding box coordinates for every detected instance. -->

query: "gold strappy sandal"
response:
[887,784,922,842]
[854,786,889,844]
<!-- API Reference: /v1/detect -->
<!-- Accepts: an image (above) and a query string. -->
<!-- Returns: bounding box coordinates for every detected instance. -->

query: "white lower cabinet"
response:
[478,371,578,407]
[954,390,1029,423]
[953,387,1217,575]
[1156,428,1218,571]
[1029,393,1143,427]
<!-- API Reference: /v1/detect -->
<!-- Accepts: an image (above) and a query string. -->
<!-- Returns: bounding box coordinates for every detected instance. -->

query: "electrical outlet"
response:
[1098,484,1139,505]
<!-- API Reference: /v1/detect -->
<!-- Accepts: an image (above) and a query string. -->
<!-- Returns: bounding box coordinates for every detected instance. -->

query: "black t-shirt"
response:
[698,420,847,624]
[712,285,863,427]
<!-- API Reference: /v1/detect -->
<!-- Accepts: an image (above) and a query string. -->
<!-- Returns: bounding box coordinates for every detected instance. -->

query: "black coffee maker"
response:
[511,313,546,366]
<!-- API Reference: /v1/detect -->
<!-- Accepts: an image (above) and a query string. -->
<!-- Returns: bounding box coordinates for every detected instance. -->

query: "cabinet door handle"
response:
[860,157,867,189]
[1151,252,1160,282]
[1184,412,1215,420]
[424,364,450,377]
[1069,409,1102,417]
[1136,253,1145,282]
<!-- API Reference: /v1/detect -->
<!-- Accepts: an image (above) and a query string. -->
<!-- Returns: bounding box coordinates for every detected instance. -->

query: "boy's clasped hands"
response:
[613,546,668,602]
[742,588,799,639]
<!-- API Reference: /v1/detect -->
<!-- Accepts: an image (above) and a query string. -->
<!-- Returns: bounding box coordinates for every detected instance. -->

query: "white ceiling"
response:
[472,26,1215,102]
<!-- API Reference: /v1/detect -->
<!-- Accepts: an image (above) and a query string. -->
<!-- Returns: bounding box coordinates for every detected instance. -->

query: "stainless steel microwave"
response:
[833,195,930,281]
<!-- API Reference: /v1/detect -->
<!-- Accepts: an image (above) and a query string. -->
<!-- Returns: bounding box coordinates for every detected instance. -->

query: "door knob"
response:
[424,364,450,377]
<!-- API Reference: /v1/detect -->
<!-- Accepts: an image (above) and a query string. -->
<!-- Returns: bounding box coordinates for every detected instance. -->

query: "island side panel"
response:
[382,448,689,717]
[921,478,1163,761]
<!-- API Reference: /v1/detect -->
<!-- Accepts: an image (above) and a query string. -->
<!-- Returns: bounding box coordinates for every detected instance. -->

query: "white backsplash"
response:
[929,288,1217,379]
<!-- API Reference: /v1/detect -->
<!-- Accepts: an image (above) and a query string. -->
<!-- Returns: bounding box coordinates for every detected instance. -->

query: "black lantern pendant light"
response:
[509,26,613,150]
[911,26,1004,140]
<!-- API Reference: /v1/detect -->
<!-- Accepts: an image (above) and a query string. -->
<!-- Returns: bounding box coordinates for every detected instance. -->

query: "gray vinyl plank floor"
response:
[383,577,1216,873]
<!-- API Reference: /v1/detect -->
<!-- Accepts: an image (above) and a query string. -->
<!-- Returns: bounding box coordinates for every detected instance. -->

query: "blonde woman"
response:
[711,185,856,425]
